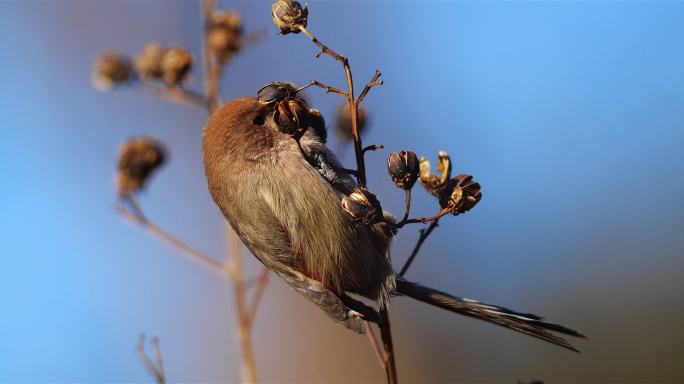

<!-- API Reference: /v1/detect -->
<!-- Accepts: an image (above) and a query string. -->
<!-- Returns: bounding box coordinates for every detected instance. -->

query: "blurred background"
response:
[1,1,683,382]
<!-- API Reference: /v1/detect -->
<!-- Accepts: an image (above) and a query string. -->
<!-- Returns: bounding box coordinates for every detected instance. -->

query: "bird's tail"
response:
[395,278,586,352]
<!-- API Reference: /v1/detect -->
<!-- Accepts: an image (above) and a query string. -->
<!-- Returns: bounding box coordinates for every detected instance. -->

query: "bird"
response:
[202,82,585,351]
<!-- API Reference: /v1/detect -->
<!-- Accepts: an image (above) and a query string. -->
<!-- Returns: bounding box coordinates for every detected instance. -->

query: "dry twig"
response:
[399,220,440,277]
[364,320,386,369]
[117,200,224,274]
[137,335,166,384]
[226,230,259,383]
[249,267,270,325]
[129,82,207,108]
[116,2,268,381]
[201,1,262,381]
[296,24,397,384]
[298,26,368,188]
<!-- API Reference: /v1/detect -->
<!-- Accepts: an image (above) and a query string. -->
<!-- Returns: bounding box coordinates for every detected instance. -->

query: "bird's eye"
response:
[256,82,296,103]
[252,113,266,126]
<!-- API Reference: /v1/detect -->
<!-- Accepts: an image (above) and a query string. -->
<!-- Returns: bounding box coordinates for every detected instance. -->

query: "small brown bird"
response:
[202,83,585,351]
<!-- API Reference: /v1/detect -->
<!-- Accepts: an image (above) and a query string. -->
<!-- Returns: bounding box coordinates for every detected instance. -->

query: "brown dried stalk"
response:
[356,70,383,106]
[117,198,224,274]
[114,3,267,382]
[364,320,385,368]
[200,1,265,382]
[296,25,396,384]
[118,193,266,382]
[202,0,221,112]
[225,230,259,383]
[401,190,412,223]
[249,267,270,323]
[137,335,166,384]
[298,26,371,188]
[379,306,398,384]
[305,80,348,97]
[130,82,207,108]
[399,220,440,277]
[396,208,451,228]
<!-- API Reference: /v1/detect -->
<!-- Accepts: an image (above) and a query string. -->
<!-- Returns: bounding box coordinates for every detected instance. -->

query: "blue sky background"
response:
[1,1,683,382]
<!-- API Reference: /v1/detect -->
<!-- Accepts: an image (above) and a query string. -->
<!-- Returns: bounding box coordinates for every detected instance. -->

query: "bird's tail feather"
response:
[395,278,586,352]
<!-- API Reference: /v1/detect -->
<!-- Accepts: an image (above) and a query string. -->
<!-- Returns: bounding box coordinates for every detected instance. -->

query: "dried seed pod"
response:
[438,174,482,215]
[387,151,419,190]
[308,108,327,143]
[210,9,243,33]
[334,103,368,142]
[418,150,451,196]
[272,0,308,34]
[160,45,193,86]
[91,51,133,91]
[116,136,167,197]
[341,187,383,225]
[257,82,298,103]
[207,10,243,63]
[134,43,164,81]
[274,98,310,140]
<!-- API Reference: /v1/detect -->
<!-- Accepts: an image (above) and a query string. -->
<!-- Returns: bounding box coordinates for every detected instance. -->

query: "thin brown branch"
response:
[137,335,166,384]
[401,189,412,223]
[396,207,450,228]
[226,229,259,383]
[379,306,398,384]
[298,24,394,381]
[202,0,220,113]
[129,83,207,108]
[333,166,358,176]
[248,266,270,326]
[202,1,260,378]
[305,80,348,97]
[298,26,367,187]
[364,320,386,369]
[356,70,383,106]
[167,87,208,108]
[151,337,165,380]
[363,144,384,153]
[200,2,263,382]
[298,26,347,63]
[399,220,440,277]
[116,202,224,274]
[343,66,366,187]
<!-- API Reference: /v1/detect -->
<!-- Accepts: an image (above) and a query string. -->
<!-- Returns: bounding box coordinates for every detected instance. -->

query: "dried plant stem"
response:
[200,2,263,382]
[401,190,412,223]
[305,80,348,97]
[167,87,208,108]
[151,337,165,379]
[363,144,384,153]
[137,335,166,384]
[226,229,259,383]
[397,208,450,228]
[356,70,383,106]
[118,200,264,383]
[298,25,396,384]
[299,26,367,187]
[399,220,440,277]
[249,267,270,324]
[379,306,398,384]
[130,83,207,108]
[202,0,220,113]
[364,320,386,369]
[117,203,224,274]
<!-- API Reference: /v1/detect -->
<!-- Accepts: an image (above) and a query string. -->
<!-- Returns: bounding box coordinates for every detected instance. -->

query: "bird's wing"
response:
[269,266,373,333]
[298,131,357,194]
[232,190,374,333]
